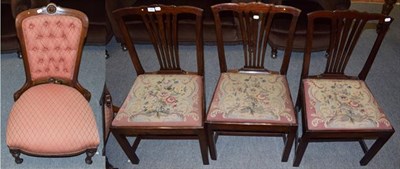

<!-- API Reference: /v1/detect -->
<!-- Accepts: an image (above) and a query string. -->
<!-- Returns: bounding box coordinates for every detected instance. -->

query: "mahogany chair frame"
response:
[206,2,300,162]
[293,10,394,166]
[111,5,209,165]
[9,3,96,164]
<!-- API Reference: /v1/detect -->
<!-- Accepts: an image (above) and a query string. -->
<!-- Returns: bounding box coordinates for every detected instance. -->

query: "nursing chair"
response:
[6,3,100,164]
[111,5,209,165]
[206,2,300,162]
[293,10,394,166]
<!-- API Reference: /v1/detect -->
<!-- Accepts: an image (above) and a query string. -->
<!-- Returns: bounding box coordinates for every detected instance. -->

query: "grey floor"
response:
[105,3,400,169]
[1,46,106,169]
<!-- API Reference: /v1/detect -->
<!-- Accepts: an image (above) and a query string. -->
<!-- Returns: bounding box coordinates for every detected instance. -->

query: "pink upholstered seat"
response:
[303,79,392,130]
[207,72,296,124]
[113,74,203,127]
[6,84,99,155]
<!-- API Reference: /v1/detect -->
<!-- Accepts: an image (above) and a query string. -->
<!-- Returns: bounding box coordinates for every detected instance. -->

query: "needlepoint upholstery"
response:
[6,84,99,155]
[207,72,296,124]
[303,79,392,130]
[113,74,203,127]
[22,15,82,81]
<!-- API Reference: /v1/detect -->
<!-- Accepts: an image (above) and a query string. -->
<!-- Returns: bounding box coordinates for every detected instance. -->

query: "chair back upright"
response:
[302,10,393,80]
[112,5,204,76]
[212,2,300,74]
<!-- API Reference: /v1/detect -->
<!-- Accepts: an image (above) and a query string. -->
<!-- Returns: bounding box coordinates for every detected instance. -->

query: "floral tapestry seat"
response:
[303,79,392,130]
[112,74,203,127]
[207,72,296,124]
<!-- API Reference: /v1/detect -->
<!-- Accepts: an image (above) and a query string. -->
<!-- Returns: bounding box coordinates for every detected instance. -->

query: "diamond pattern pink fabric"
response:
[6,84,99,155]
[303,79,392,130]
[112,74,203,127]
[207,73,296,124]
[21,15,82,81]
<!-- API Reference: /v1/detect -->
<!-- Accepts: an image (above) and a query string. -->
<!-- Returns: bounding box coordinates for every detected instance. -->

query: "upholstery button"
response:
[29,23,35,29]
[56,21,62,27]
[36,34,43,39]
[62,33,67,39]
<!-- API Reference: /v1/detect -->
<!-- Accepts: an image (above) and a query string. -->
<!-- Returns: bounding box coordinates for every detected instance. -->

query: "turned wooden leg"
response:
[10,149,23,164]
[271,48,278,59]
[85,148,97,164]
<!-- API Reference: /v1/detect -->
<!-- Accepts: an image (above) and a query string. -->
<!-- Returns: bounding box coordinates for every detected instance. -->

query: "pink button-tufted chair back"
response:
[21,15,83,81]
[13,4,90,101]
[16,4,88,83]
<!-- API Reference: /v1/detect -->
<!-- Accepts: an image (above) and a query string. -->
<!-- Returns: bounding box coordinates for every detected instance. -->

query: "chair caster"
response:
[17,52,22,59]
[85,157,93,164]
[85,149,96,164]
[121,44,127,51]
[105,50,110,59]
[10,150,23,164]
[271,48,278,59]
[15,158,23,164]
